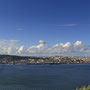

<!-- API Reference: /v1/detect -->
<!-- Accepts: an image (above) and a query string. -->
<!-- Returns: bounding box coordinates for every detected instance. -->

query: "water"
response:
[0,64,90,90]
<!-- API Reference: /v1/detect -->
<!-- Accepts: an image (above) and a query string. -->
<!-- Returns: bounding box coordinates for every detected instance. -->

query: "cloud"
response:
[0,40,90,56]
[57,24,80,27]
[64,24,80,26]
[16,28,24,31]
[39,40,46,44]
[0,40,19,55]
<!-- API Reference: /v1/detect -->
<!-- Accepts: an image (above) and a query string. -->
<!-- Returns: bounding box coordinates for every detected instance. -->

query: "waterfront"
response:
[1,55,90,64]
[0,64,90,90]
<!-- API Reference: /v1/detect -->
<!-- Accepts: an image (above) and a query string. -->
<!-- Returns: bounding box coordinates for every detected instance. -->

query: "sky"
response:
[0,0,90,56]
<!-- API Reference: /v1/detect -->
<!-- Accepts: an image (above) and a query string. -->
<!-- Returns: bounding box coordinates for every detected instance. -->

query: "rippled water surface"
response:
[0,64,90,90]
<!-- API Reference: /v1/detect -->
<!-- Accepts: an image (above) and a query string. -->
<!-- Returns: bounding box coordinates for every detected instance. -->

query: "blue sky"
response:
[0,0,89,46]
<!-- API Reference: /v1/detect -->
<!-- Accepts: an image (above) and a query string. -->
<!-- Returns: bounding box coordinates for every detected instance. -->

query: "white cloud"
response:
[0,40,90,56]
[57,24,80,27]
[18,46,24,54]
[16,28,24,31]
[64,24,80,26]
[39,40,46,44]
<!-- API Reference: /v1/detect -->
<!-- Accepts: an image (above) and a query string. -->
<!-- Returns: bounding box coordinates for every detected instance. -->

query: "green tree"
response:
[76,85,90,90]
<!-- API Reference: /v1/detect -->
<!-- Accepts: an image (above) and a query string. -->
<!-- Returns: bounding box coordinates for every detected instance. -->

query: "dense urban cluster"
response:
[0,55,90,64]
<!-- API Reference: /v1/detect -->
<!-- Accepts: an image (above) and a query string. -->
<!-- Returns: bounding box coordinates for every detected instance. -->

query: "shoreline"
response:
[0,63,90,65]
[0,55,90,65]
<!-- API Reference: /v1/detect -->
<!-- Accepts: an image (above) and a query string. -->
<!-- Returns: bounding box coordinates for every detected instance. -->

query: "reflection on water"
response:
[0,64,90,90]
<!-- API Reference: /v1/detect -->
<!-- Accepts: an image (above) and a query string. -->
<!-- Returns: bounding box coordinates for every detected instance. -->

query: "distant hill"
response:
[0,55,90,64]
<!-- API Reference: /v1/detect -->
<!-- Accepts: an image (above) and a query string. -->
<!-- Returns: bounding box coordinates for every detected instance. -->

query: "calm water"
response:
[0,64,90,90]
